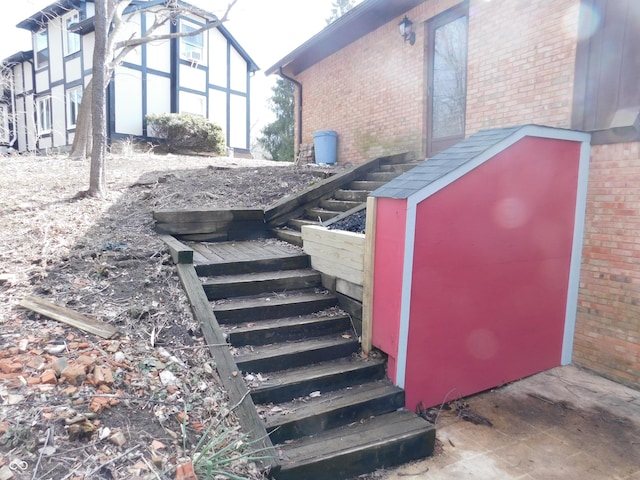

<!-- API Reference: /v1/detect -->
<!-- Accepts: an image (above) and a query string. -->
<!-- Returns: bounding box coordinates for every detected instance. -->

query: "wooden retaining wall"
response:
[153,208,265,241]
[301,225,366,334]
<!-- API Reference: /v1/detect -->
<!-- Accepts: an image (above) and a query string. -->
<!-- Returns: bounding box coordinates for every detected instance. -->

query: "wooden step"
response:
[349,180,385,191]
[250,355,386,404]
[224,313,352,346]
[213,290,338,324]
[195,253,309,277]
[379,152,413,165]
[365,171,401,182]
[305,208,340,222]
[236,336,359,373]
[378,162,419,173]
[273,228,303,247]
[287,218,320,231]
[319,199,362,212]
[264,380,406,444]
[333,189,370,202]
[275,410,436,480]
[202,269,321,300]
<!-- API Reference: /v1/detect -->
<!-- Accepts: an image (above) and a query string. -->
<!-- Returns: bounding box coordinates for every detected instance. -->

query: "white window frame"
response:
[63,11,81,56]
[0,104,9,143]
[36,96,52,135]
[66,86,83,129]
[34,29,49,70]
[180,20,205,63]
[179,95,206,117]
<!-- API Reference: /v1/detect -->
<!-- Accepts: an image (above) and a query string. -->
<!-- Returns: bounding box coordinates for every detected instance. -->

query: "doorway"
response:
[426,4,469,156]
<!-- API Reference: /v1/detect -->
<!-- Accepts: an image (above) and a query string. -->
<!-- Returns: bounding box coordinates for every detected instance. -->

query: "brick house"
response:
[1,0,258,154]
[267,0,640,389]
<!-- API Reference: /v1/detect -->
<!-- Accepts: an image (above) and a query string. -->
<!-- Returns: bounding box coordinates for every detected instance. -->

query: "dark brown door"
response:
[426,5,469,156]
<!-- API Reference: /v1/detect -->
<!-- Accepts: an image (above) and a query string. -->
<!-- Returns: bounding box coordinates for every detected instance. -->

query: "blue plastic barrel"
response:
[313,130,338,165]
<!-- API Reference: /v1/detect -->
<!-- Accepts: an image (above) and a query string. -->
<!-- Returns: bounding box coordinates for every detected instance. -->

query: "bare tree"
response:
[70,0,237,197]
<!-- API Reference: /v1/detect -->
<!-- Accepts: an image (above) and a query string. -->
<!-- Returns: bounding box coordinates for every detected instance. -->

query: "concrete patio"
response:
[377,365,640,479]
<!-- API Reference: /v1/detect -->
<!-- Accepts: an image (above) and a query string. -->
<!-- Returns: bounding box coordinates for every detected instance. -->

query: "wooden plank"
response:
[301,225,365,251]
[309,256,363,286]
[195,255,309,277]
[191,243,225,263]
[264,156,385,225]
[158,234,193,264]
[250,356,386,405]
[264,381,405,444]
[336,278,363,302]
[175,264,279,472]
[175,232,228,242]
[303,241,365,269]
[278,410,435,479]
[19,296,118,339]
[153,208,264,224]
[155,219,264,236]
[337,293,363,335]
[202,270,321,300]
[306,240,364,267]
[361,197,377,355]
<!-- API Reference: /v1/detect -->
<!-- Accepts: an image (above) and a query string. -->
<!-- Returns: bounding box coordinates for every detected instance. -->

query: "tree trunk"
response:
[87,0,110,197]
[69,80,93,160]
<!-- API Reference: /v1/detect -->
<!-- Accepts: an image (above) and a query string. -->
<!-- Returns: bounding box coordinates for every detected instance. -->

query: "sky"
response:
[0,0,344,139]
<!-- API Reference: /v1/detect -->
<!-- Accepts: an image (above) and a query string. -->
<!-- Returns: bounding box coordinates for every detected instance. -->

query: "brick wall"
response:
[295,0,579,164]
[296,0,459,164]
[291,0,640,389]
[465,0,579,133]
[575,142,640,387]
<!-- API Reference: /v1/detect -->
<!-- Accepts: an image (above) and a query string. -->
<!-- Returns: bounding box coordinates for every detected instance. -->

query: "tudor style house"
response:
[267,0,640,391]
[1,0,258,155]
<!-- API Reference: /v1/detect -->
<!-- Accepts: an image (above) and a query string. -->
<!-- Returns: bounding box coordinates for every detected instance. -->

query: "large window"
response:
[36,97,52,135]
[180,21,204,62]
[572,0,640,143]
[426,4,468,156]
[66,86,83,128]
[34,29,49,69]
[63,11,81,56]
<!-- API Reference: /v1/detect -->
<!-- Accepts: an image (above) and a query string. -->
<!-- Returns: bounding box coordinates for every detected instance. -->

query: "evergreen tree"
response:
[326,0,356,24]
[259,78,295,161]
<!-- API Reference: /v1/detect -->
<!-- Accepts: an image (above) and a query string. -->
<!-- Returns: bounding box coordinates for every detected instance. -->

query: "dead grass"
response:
[0,151,325,479]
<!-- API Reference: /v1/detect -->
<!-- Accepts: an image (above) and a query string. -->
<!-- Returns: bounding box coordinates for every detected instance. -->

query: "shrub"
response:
[146,113,226,154]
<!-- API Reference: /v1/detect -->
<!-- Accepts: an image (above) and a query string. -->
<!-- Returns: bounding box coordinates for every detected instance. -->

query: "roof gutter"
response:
[277,67,303,153]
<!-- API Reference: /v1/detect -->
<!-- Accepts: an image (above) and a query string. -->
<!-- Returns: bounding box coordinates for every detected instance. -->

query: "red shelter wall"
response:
[403,137,580,409]
[371,198,408,382]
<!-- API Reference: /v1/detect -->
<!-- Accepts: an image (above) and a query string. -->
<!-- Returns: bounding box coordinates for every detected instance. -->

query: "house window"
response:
[572,0,640,143]
[36,96,52,135]
[66,86,83,128]
[0,105,9,144]
[63,11,81,56]
[34,29,49,69]
[180,21,204,62]
[180,94,206,117]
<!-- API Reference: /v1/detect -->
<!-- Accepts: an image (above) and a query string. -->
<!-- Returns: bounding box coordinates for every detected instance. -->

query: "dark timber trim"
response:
[175,263,280,474]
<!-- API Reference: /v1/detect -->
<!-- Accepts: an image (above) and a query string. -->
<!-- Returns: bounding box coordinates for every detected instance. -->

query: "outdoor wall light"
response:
[399,15,416,45]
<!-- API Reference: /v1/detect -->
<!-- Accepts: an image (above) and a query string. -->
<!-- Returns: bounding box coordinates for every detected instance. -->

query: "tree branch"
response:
[113,0,237,50]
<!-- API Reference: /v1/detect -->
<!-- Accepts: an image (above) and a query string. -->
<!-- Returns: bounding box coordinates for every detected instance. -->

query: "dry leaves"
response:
[0,150,326,479]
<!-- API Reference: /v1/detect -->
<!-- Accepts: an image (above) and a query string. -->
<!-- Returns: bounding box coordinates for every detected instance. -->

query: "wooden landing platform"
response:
[188,239,302,265]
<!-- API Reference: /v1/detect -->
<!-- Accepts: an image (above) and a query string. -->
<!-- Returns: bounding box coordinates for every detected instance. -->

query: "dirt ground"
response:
[0,150,330,479]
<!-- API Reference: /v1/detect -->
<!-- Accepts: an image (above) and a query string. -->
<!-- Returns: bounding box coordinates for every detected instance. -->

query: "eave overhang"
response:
[265,0,424,77]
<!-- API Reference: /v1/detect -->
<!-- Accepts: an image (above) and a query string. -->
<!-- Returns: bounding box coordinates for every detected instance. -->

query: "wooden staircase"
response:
[195,245,436,479]
[268,153,420,246]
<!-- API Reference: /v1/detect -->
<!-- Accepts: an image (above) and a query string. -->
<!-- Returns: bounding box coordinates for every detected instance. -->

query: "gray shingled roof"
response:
[371,126,524,199]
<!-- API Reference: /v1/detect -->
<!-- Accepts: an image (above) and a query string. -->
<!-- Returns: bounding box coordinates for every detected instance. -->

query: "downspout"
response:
[277,67,302,153]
